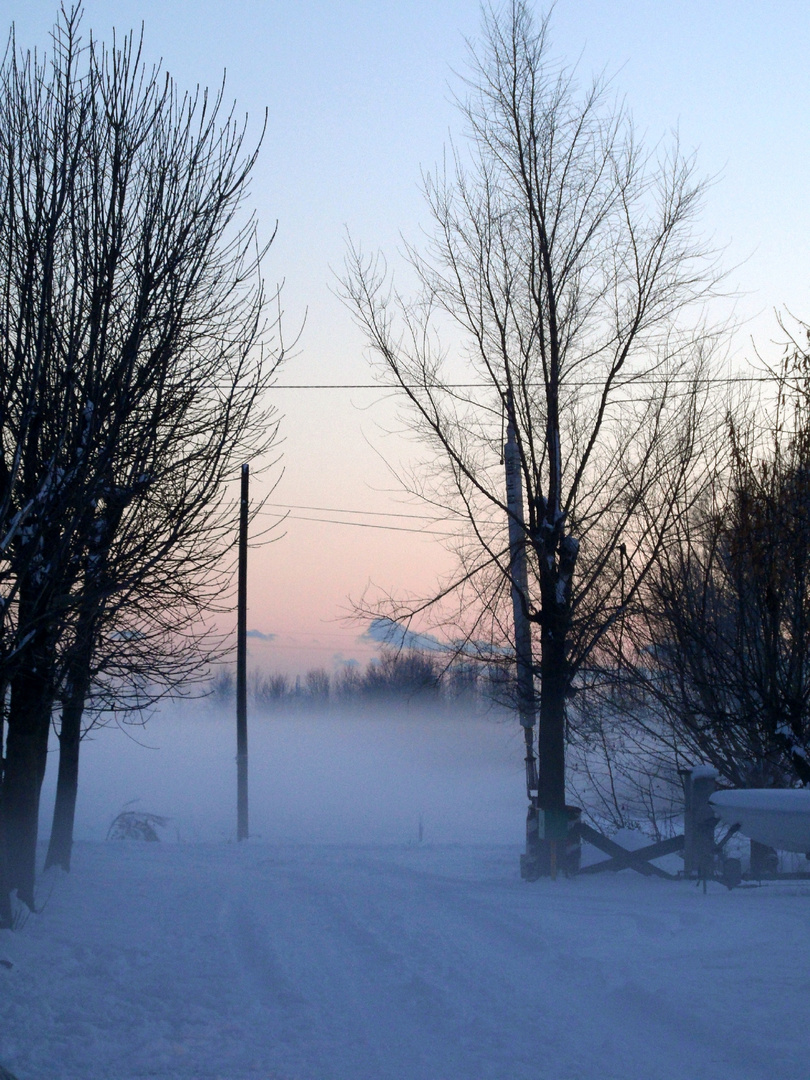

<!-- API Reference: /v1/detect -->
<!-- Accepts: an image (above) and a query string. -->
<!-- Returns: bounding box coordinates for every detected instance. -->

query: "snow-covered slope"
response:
[1,706,808,1079]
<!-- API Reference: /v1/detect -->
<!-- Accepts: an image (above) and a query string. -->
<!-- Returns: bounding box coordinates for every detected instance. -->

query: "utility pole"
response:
[236,463,249,841]
[503,394,538,791]
[503,395,543,874]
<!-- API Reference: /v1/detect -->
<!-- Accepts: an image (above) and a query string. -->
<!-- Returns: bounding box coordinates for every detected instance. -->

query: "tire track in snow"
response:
[217,846,808,1080]
[254,850,786,1080]
[222,852,518,1080]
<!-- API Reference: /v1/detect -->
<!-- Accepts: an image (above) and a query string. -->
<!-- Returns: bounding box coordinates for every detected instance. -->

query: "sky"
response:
[6,1,810,675]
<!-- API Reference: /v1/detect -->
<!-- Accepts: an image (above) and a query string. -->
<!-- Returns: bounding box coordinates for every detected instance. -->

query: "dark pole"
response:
[503,391,538,798]
[236,463,249,841]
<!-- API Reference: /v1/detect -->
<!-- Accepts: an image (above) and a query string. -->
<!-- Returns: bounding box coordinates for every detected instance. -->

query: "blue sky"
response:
[7,1,810,672]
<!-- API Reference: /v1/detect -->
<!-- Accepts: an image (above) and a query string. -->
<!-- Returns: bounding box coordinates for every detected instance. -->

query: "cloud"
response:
[246,629,276,643]
[362,617,511,657]
[362,617,448,654]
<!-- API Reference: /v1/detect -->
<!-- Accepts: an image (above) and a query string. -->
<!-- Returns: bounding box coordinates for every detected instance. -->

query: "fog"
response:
[39,701,529,847]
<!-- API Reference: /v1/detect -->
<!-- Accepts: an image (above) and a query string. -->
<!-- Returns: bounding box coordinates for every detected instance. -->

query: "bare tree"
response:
[343,1,721,838]
[637,336,810,789]
[0,7,283,916]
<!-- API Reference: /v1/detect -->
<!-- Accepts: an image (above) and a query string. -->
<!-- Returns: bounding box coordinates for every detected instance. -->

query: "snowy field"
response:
[1,704,809,1079]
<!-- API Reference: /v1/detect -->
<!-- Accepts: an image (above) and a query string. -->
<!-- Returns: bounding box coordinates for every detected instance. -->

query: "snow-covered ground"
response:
[1,704,809,1079]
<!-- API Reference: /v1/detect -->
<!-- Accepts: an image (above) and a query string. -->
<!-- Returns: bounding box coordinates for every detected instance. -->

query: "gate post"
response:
[681,765,718,879]
[521,805,581,879]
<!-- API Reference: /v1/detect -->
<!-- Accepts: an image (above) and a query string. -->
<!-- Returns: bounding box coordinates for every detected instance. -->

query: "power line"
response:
[266,374,773,390]
[259,501,441,521]
[260,511,455,537]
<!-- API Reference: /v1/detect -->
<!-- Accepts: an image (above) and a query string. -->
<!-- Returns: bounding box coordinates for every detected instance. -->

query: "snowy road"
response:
[2,840,809,1080]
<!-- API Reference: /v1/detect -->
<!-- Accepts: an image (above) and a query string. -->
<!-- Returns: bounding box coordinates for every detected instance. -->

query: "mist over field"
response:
[39,700,528,848]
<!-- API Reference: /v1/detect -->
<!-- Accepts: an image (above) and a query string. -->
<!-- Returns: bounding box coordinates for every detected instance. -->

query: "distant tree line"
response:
[210,649,490,711]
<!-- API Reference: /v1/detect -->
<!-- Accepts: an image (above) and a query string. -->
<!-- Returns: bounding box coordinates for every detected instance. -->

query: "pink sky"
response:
[13,1,810,675]
[246,461,459,676]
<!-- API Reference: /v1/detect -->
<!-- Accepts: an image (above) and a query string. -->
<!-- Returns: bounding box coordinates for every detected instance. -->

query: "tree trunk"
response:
[538,616,567,811]
[0,688,10,926]
[44,689,86,872]
[45,594,100,873]
[536,526,576,814]
[2,662,53,909]
[0,805,12,928]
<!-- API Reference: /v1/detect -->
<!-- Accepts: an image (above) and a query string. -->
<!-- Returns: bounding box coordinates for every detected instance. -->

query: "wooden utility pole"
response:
[236,463,249,841]
[503,395,538,799]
